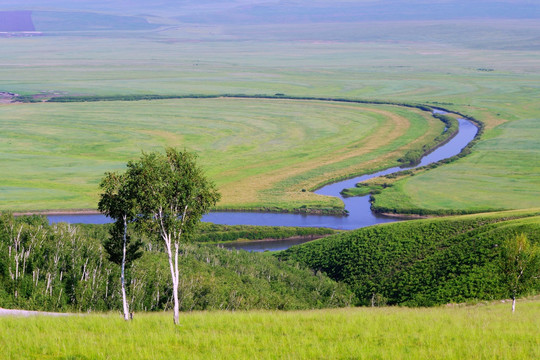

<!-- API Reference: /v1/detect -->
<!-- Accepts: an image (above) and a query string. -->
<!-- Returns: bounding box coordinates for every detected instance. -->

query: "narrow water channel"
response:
[48,113,478,252]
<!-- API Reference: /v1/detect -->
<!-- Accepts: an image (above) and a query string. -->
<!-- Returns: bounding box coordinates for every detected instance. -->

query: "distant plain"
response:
[0,19,539,213]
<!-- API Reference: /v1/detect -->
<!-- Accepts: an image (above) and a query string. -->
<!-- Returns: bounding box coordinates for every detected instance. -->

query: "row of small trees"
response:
[0,215,116,311]
[98,148,220,324]
[0,214,354,313]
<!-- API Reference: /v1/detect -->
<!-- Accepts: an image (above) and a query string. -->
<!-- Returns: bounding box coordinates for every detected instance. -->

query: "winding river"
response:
[48,111,478,252]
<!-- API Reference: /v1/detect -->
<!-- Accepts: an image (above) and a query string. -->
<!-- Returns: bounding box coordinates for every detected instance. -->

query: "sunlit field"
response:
[373,117,540,212]
[0,98,441,212]
[1,300,538,359]
[1,20,539,213]
[1,10,540,360]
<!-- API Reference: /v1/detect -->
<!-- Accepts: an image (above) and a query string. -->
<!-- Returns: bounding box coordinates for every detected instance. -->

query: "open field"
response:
[1,7,539,360]
[0,98,442,212]
[373,117,540,213]
[1,300,538,359]
[0,20,539,212]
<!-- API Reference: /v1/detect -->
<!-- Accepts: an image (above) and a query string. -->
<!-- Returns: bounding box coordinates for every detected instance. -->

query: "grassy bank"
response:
[372,117,540,214]
[1,300,538,359]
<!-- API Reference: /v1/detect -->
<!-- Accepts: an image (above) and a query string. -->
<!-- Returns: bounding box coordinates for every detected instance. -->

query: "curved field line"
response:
[219,104,416,206]
[1,95,461,212]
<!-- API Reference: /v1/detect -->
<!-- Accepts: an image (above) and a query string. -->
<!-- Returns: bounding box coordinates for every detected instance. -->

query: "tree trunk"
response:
[121,215,130,321]
[164,234,180,325]
[512,295,516,313]
[173,241,180,325]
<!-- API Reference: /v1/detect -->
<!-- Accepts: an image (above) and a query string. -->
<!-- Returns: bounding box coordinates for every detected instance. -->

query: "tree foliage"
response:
[120,148,221,324]
[98,172,143,267]
[279,212,540,306]
[126,149,221,243]
[499,233,540,312]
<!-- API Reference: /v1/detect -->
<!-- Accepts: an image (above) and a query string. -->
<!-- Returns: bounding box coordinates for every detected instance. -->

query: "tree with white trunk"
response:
[120,148,220,325]
[98,172,143,321]
[499,233,540,313]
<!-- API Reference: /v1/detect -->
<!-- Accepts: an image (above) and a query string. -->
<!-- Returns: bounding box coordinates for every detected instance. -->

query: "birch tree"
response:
[499,233,540,313]
[98,172,142,320]
[125,148,220,325]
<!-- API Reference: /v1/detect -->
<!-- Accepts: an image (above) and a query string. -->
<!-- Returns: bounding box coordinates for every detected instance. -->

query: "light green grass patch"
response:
[0,98,439,211]
[374,118,540,212]
[0,300,538,359]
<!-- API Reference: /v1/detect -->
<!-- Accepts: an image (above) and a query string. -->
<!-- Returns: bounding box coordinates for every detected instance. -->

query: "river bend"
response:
[48,113,478,251]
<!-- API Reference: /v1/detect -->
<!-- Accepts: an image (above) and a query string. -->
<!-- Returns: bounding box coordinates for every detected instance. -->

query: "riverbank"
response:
[9,99,480,239]
[218,234,332,252]
[13,209,101,217]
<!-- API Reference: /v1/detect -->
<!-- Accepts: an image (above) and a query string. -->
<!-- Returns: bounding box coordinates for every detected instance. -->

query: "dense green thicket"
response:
[278,210,540,306]
[42,93,434,115]
[0,214,353,312]
[194,223,335,243]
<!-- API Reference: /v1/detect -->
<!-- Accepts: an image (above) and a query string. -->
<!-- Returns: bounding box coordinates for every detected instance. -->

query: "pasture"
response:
[1,300,538,359]
[373,117,540,213]
[0,98,441,212]
[0,20,539,213]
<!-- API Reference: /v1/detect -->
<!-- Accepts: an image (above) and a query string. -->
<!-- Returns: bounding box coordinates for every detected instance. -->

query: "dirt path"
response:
[0,307,74,317]
[13,209,100,216]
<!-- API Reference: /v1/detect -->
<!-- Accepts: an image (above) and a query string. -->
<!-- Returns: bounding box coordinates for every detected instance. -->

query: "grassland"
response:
[373,117,540,213]
[1,20,539,213]
[0,98,442,212]
[1,300,538,359]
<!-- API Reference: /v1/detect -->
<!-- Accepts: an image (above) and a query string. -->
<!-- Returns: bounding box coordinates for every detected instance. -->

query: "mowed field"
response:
[0,20,539,212]
[0,98,441,211]
[374,118,540,212]
[1,300,538,359]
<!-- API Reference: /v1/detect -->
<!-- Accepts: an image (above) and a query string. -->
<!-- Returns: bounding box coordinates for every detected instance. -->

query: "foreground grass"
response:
[1,300,538,359]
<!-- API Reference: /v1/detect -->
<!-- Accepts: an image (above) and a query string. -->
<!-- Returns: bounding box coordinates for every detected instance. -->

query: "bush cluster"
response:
[279,212,540,306]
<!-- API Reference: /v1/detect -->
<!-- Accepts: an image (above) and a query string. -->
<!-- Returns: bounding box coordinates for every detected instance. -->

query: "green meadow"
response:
[1,15,540,359]
[1,300,538,359]
[0,98,441,212]
[373,117,540,213]
[1,20,539,212]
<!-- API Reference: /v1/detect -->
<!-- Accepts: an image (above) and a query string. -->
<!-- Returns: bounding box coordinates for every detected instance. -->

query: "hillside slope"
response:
[279,209,540,306]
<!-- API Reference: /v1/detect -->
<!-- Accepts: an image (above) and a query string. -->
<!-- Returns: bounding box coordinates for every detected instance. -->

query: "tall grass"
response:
[1,300,538,359]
